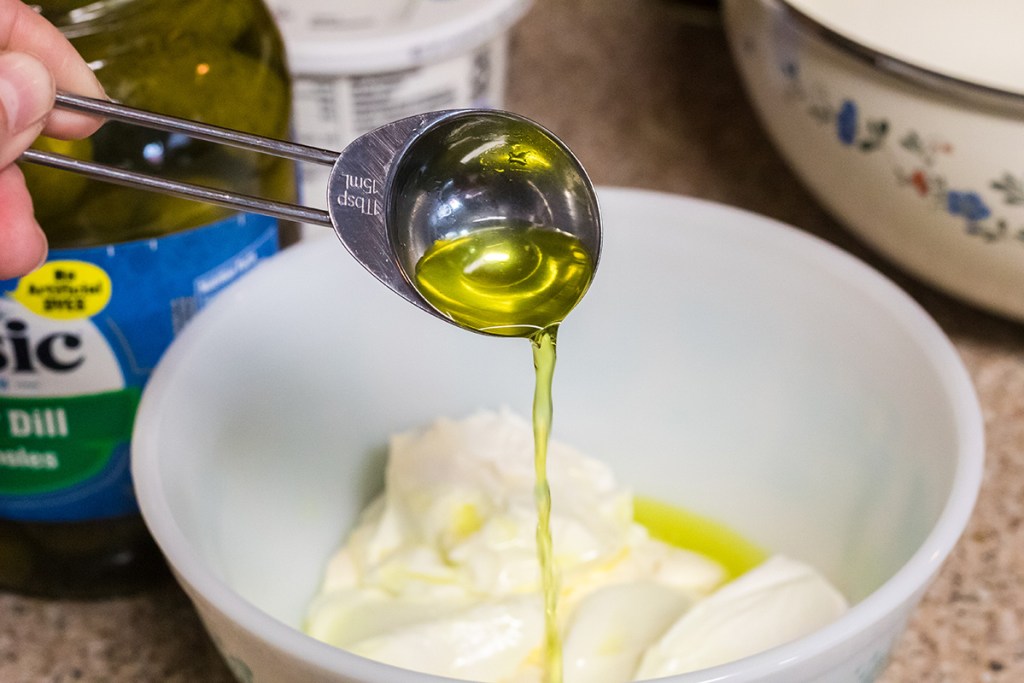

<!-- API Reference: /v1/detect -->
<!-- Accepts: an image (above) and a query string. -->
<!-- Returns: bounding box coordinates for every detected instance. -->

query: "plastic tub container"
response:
[267,0,532,216]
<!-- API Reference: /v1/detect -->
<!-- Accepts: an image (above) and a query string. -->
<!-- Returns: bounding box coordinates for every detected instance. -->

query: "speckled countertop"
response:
[2,1,1023,681]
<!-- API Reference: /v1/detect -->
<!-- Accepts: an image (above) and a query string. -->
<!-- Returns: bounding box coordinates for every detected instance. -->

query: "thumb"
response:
[0,51,56,168]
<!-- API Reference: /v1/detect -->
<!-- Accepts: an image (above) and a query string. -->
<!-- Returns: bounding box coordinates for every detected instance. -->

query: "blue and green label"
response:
[0,213,278,521]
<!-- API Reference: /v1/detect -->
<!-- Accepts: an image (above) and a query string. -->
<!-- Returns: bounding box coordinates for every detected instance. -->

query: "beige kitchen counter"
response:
[2,1,1022,680]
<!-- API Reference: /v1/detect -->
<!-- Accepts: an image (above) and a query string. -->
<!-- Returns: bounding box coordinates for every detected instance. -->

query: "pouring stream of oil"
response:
[531,327,562,682]
[416,224,593,682]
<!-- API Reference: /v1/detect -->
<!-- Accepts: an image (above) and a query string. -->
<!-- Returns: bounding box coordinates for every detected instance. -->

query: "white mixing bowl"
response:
[722,0,1024,321]
[132,188,984,682]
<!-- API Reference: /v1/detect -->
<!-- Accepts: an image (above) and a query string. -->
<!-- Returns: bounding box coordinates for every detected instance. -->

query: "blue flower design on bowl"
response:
[836,99,858,146]
[947,191,992,222]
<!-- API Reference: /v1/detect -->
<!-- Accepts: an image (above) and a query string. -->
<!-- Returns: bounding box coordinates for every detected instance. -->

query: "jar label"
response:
[0,213,278,521]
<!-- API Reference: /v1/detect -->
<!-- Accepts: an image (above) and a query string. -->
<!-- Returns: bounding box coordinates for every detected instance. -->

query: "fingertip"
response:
[31,219,49,271]
[0,51,56,135]
[0,215,48,280]
[0,164,50,280]
[46,56,106,139]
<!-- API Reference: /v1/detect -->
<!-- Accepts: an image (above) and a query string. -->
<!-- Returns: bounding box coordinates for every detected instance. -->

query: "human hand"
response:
[1,0,105,279]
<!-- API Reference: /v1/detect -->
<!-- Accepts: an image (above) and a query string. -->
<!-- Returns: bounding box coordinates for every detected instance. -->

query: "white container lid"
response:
[787,0,1024,95]
[268,0,532,76]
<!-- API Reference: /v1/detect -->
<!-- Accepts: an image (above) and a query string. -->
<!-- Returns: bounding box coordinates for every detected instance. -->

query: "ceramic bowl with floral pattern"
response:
[723,0,1024,321]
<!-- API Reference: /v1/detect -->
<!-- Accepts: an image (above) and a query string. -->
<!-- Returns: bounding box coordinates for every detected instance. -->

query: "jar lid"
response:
[267,0,532,76]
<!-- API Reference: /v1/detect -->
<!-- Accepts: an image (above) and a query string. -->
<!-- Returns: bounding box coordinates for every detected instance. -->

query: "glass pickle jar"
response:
[0,0,295,597]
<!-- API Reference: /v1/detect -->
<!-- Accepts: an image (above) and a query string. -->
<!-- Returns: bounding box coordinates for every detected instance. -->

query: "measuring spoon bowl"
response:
[327,110,601,336]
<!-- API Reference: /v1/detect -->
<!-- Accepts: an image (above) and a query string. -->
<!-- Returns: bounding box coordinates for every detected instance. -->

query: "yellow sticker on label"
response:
[10,261,112,320]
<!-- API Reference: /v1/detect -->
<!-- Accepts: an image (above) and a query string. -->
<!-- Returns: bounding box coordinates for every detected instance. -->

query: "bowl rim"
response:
[774,0,1024,115]
[132,187,986,681]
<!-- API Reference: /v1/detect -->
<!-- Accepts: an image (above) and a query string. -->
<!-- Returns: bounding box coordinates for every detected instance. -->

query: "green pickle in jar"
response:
[0,0,295,597]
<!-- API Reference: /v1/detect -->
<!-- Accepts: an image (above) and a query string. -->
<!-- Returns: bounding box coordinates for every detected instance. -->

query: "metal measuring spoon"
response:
[330,109,601,332]
[22,96,601,334]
